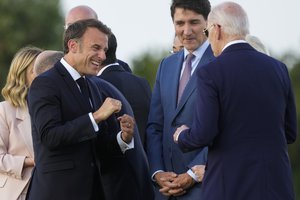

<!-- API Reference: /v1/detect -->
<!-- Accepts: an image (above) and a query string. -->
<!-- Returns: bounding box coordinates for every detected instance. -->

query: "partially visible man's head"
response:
[33,50,64,76]
[101,33,118,67]
[65,5,98,30]
[63,19,111,76]
[245,34,269,55]
[172,35,184,53]
[170,0,211,53]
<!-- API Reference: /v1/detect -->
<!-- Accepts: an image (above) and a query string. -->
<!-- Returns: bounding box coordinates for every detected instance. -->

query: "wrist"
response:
[121,132,131,143]
[93,111,103,123]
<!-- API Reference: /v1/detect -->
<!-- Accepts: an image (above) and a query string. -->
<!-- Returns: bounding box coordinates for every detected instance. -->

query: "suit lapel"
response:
[86,78,103,111]
[16,107,34,158]
[55,63,92,113]
[170,52,185,110]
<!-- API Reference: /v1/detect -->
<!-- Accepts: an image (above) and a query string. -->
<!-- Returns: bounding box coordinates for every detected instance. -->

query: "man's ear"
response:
[68,39,79,53]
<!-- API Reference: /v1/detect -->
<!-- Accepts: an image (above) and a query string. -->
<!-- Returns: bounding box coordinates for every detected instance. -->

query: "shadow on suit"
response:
[99,64,152,149]
[90,76,154,200]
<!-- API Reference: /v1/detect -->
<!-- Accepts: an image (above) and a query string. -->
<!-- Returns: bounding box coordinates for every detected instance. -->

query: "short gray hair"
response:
[34,51,64,75]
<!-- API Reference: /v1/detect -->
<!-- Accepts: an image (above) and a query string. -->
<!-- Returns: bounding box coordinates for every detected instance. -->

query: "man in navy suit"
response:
[27,19,135,200]
[91,76,154,200]
[95,33,154,200]
[174,2,297,200]
[97,33,152,147]
[146,0,214,199]
[32,48,154,200]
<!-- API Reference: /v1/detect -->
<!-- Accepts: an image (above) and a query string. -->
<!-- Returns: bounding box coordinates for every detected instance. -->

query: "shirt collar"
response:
[97,62,119,76]
[222,40,247,52]
[60,58,82,81]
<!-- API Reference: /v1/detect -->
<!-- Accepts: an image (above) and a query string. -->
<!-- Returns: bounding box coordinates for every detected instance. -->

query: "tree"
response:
[132,48,169,89]
[0,0,64,100]
[288,58,300,200]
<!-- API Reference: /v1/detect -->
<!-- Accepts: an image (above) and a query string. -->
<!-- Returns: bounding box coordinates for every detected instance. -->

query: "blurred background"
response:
[0,0,299,198]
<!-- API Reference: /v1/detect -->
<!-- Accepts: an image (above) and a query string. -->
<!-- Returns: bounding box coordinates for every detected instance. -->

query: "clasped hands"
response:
[155,166,206,197]
[93,97,135,143]
[154,172,194,197]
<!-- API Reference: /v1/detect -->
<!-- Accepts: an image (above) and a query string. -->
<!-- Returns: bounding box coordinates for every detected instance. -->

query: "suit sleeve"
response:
[28,76,97,150]
[178,67,220,151]
[0,103,26,179]
[146,62,166,175]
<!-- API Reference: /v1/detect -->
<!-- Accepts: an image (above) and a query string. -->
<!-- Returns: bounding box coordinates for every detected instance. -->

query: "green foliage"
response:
[131,48,169,89]
[0,0,64,100]
[289,60,300,199]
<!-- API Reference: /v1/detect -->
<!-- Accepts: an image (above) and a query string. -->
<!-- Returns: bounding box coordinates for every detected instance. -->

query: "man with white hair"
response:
[174,2,297,199]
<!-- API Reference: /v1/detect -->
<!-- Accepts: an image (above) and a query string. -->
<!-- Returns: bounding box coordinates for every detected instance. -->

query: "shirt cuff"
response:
[187,169,199,183]
[89,113,99,132]
[152,170,164,181]
[117,132,134,153]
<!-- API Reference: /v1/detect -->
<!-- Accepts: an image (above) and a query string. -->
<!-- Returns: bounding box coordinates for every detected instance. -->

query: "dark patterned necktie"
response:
[76,77,92,110]
[177,53,195,103]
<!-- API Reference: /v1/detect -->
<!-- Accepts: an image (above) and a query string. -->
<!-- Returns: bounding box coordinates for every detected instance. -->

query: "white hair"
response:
[245,35,270,55]
[208,1,249,37]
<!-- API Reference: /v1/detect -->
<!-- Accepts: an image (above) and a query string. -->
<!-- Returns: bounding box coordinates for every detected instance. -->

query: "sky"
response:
[61,0,300,65]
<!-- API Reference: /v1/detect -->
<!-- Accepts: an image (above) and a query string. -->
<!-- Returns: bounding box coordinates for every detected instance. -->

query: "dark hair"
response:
[102,33,117,66]
[63,19,111,54]
[170,0,211,20]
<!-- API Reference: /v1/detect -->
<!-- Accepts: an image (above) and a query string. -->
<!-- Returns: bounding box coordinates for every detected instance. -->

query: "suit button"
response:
[90,162,95,167]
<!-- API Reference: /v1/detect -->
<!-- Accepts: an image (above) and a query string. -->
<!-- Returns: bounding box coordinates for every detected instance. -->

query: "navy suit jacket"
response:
[147,46,214,200]
[117,59,132,73]
[90,76,154,200]
[99,64,152,148]
[178,43,297,200]
[27,62,121,200]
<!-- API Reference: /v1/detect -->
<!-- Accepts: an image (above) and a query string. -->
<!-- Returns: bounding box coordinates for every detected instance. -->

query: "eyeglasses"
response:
[203,24,215,37]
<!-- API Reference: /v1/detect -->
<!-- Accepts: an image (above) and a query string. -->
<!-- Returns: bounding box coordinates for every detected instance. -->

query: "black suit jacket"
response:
[90,77,154,200]
[27,62,121,200]
[99,64,152,148]
[117,59,132,73]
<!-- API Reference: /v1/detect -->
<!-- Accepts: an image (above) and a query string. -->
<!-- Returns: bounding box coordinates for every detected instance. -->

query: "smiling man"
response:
[26,19,136,200]
[146,0,214,199]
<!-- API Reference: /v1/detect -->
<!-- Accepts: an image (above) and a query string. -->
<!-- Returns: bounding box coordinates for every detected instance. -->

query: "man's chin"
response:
[88,67,99,76]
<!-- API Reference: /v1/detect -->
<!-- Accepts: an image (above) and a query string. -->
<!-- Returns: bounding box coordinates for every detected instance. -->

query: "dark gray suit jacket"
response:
[90,76,154,200]
[99,64,152,148]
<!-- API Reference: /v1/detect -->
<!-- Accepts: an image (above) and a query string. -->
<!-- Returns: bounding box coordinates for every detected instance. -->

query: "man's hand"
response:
[154,172,179,196]
[192,165,206,182]
[24,157,35,168]
[118,114,135,143]
[93,97,122,123]
[173,124,189,143]
[168,172,195,196]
